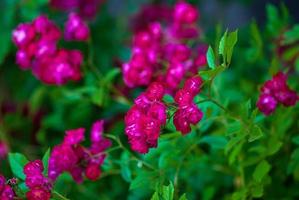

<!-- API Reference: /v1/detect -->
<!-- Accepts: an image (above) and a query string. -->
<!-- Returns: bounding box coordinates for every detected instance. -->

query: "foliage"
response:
[0,1,298,200]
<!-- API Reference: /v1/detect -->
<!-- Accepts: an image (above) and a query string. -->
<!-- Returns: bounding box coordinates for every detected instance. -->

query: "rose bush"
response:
[0,0,298,199]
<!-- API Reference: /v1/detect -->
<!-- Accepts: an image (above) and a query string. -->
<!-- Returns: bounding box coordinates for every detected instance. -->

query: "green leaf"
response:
[287,148,299,174]
[198,65,226,81]
[91,85,106,107]
[228,142,243,165]
[206,46,216,69]
[42,148,51,175]
[219,30,228,55]
[151,182,174,200]
[120,151,132,182]
[18,182,28,193]
[199,135,228,150]
[130,171,160,190]
[218,30,238,65]
[104,68,121,83]
[282,45,299,61]
[8,153,29,180]
[266,4,289,37]
[226,30,238,65]
[251,184,263,198]
[267,138,283,155]
[179,194,188,200]
[232,189,247,200]
[248,125,263,142]
[163,94,174,104]
[283,24,299,45]
[253,160,271,182]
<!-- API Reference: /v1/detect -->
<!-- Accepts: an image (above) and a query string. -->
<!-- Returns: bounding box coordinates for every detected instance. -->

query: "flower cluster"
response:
[65,12,90,41]
[48,120,111,183]
[257,72,298,115]
[125,82,167,153]
[123,1,206,91]
[174,76,204,134]
[12,15,85,85]
[0,175,15,200]
[50,0,103,19]
[24,160,52,200]
[0,141,8,159]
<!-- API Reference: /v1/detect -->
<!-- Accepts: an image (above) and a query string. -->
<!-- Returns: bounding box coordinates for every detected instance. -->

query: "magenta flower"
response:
[257,72,298,115]
[64,13,90,41]
[122,1,205,90]
[0,175,15,200]
[257,94,277,115]
[173,76,204,134]
[12,15,84,85]
[125,82,167,153]
[48,121,111,183]
[24,160,52,200]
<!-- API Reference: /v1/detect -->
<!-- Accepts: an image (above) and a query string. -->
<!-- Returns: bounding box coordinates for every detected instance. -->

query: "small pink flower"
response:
[173,1,199,24]
[26,187,51,200]
[85,163,101,181]
[125,82,166,153]
[173,76,204,134]
[12,15,84,85]
[48,121,111,182]
[257,72,298,115]
[63,128,85,145]
[0,174,15,200]
[257,94,277,115]
[24,160,52,200]
[64,13,90,41]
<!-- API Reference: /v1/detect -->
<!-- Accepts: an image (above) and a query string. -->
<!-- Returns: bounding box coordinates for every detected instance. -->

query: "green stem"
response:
[195,98,228,112]
[87,38,131,106]
[174,142,198,200]
[105,134,156,171]
[91,146,122,159]
[52,191,70,200]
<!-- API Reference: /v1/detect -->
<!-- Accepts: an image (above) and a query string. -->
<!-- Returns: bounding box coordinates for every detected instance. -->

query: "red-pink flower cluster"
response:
[125,82,167,154]
[12,16,61,70]
[257,72,298,115]
[122,1,206,91]
[12,14,88,85]
[24,160,52,200]
[48,120,111,183]
[174,76,204,134]
[0,175,15,200]
[50,0,104,19]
